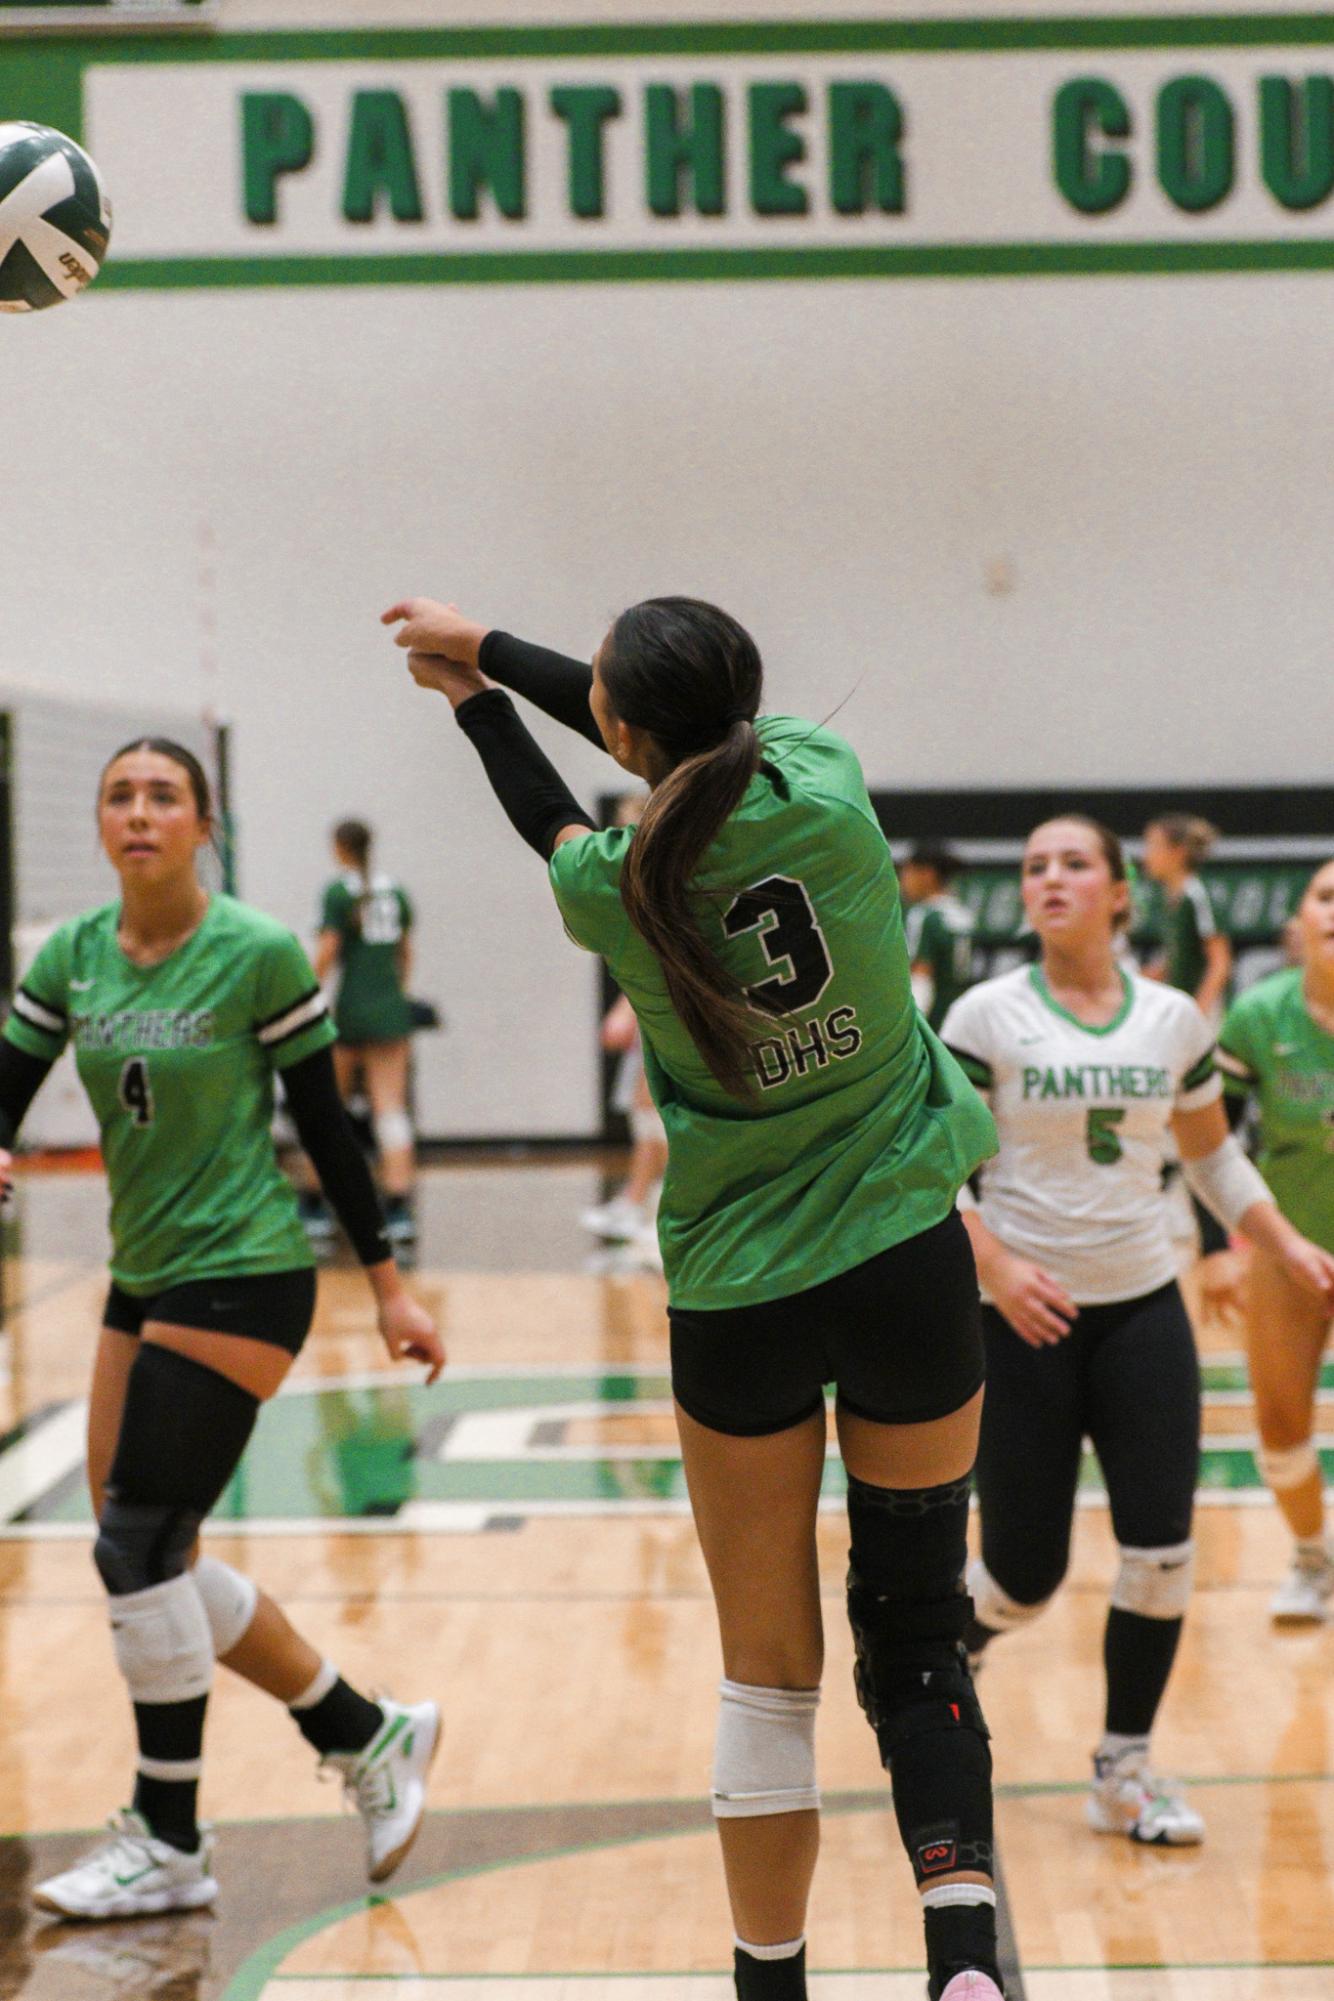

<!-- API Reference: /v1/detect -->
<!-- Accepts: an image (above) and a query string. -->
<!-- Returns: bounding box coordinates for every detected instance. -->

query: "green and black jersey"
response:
[1159,874,1220,998]
[1218,968,1334,1254]
[550,717,997,1310]
[320,873,415,1046]
[4,896,335,1293]
[903,893,977,1030]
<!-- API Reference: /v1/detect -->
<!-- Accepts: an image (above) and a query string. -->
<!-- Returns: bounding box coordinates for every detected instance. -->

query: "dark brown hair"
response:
[602,597,764,1099]
[101,738,213,823]
[333,818,372,873]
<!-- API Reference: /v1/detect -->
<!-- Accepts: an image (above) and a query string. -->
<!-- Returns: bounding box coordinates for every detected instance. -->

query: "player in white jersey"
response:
[941,817,1334,1847]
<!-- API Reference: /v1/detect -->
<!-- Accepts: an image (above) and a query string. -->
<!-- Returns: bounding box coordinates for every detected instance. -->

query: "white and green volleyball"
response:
[0,122,112,314]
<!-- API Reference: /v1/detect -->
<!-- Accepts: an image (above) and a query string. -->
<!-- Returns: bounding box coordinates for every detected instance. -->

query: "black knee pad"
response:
[93,1493,203,1594]
[106,1342,260,1518]
[846,1473,993,1884]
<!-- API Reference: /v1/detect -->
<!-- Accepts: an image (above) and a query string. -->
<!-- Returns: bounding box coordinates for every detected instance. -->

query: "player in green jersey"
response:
[1142,815,1232,1021]
[384,592,1002,2001]
[1217,858,1334,1623]
[899,846,977,1031]
[0,740,444,1921]
[307,818,418,1246]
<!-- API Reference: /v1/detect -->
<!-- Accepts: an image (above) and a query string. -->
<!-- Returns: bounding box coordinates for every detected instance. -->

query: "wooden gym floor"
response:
[0,1157,1331,2001]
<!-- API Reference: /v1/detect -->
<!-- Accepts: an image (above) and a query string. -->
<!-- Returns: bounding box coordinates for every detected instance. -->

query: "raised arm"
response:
[381,598,604,749]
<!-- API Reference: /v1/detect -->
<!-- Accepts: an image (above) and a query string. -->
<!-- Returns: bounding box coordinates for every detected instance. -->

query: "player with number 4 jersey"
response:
[942,817,1334,1852]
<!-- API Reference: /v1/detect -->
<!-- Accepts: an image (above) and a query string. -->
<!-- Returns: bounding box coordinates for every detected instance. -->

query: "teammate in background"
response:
[581,990,668,1254]
[1217,858,1334,1622]
[1142,815,1232,1021]
[941,818,1334,1846]
[899,846,977,1031]
[0,742,443,1920]
[303,819,418,1247]
[386,592,1003,2001]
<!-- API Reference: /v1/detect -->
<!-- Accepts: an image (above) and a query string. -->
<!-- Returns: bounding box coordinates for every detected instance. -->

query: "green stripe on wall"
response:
[93,239,1334,292]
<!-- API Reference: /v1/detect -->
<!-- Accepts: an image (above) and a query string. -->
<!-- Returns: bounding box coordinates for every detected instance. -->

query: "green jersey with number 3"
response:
[1218,968,1334,1253]
[549,717,996,1310]
[941,963,1219,1305]
[4,896,335,1294]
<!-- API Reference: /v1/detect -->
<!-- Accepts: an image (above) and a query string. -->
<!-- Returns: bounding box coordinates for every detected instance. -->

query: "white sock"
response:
[289,1657,339,1711]
[734,1937,804,1961]
[920,1883,996,1912]
[1097,1731,1149,1769]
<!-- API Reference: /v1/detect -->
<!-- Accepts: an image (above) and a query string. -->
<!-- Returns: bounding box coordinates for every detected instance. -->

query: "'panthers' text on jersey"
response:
[941,964,1219,1304]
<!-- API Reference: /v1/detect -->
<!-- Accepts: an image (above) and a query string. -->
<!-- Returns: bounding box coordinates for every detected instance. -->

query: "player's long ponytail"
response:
[603,598,763,1101]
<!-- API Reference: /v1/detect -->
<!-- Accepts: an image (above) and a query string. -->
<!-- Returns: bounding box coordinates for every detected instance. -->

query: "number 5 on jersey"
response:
[119,1056,155,1127]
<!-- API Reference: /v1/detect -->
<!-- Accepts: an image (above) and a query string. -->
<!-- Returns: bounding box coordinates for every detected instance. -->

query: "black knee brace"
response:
[95,1344,260,1594]
[846,1473,993,1885]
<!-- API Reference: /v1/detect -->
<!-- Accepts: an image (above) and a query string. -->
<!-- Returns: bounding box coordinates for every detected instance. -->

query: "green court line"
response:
[94,240,1334,293]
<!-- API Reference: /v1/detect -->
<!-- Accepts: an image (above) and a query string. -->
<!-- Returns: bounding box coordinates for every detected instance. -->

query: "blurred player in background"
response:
[386,591,1005,2001]
[899,846,977,1031]
[582,989,668,1260]
[1142,815,1232,1022]
[303,819,418,1248]
[1217,858,1334,1622]
[0,742,442,1919]
[943,816,1334,1847]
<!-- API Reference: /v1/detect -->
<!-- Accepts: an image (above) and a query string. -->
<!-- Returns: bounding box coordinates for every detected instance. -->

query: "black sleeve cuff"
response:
[456,687,595,858]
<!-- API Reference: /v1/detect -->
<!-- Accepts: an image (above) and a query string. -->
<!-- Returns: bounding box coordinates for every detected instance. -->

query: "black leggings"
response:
[975,1280,1200,1605]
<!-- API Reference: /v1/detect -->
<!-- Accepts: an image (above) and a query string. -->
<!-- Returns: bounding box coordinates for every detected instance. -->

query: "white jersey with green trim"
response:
[940,963,1220,1304]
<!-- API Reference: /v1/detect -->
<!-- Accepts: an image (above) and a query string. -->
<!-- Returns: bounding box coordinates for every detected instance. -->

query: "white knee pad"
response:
[711,1680,820,1819]
[1258,1441,1320,1492]
[108,1573,214,1704]
[966,1558,1051,1633]
[1110,1541,1195,1620]
[193,1554,260,1657]
[374,1108,414,1154]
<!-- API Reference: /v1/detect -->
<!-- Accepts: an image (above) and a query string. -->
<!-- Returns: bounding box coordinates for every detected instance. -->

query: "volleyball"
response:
[0,122,112,314]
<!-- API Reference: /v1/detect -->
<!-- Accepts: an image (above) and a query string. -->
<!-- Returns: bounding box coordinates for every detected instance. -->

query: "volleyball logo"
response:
[0,122,112,314]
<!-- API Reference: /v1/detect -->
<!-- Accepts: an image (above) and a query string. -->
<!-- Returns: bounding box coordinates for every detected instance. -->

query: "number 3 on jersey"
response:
[723,876,834,1014]
[119,1057,155,1128]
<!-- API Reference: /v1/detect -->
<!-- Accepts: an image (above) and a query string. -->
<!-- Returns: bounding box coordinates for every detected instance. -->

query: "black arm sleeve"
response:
[478,631,605,750]
[455,688,596,859]
[281,1046,392,1267]
[0,1039,57,1148]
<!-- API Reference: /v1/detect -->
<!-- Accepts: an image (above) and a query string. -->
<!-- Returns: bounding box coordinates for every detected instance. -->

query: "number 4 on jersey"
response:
[119,1056,155,1128]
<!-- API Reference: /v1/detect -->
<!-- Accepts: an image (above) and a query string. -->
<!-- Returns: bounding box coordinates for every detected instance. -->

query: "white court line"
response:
[266,1968,1331,1999]
[0,1400,87,1524]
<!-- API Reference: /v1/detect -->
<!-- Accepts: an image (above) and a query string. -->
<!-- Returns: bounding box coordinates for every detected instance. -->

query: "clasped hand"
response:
[381,598,494,710]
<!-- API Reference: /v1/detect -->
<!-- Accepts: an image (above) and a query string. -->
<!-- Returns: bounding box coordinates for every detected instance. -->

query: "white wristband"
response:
[1180,1134,1273,1234]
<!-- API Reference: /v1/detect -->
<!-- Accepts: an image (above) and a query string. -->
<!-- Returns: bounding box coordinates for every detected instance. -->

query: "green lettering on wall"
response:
[1260,76,1334,210]
[828,82,905,215]
[342,91,422,224]
[448,88,526,221]
[644,84,726,216]
[550,85,622,220]
[241,92,315,226]
[1157,75,1235,213]
[1052,78,1131,214]
[750,82,809,215]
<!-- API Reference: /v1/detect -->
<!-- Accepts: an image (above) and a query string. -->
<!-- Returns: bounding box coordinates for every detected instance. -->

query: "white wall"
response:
[3,1,1332,1136]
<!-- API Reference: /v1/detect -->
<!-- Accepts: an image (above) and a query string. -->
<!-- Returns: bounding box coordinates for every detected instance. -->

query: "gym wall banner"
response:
[8,17,1334,286]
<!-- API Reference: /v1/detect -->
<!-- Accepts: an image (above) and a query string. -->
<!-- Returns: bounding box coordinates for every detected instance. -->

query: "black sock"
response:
[291,1676,383,1756]
[132,1694,208,1853]
[732,1943,806,2001]
[1103,1607,1183,1737]
[924,1902,1002,2000]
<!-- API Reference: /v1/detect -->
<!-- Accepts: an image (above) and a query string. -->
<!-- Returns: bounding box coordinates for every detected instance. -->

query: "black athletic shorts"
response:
[668,1208,984,1437]
[102,1267,317,1356]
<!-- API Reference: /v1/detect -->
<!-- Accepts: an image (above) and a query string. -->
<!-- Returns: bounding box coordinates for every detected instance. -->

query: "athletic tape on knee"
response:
[107,1573,214,1704]
[374,1109,413,1154]
[193,1554,260,1656]
[966,1558,1051,1634]
[711,1680,820,1819]
[1110,1541,1195,1620]
[1258,1441,1320,1491]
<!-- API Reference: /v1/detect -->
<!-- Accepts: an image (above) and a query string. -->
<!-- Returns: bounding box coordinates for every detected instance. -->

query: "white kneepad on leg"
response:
[108,1573,214,1704]
[966,1558,1052,1632]
[711,1680,820,1819]
[1257,1442,1320,1492]
[1110,1541,1195,1619]
[193,1554,260,1656]
[374,1109,414,1154]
